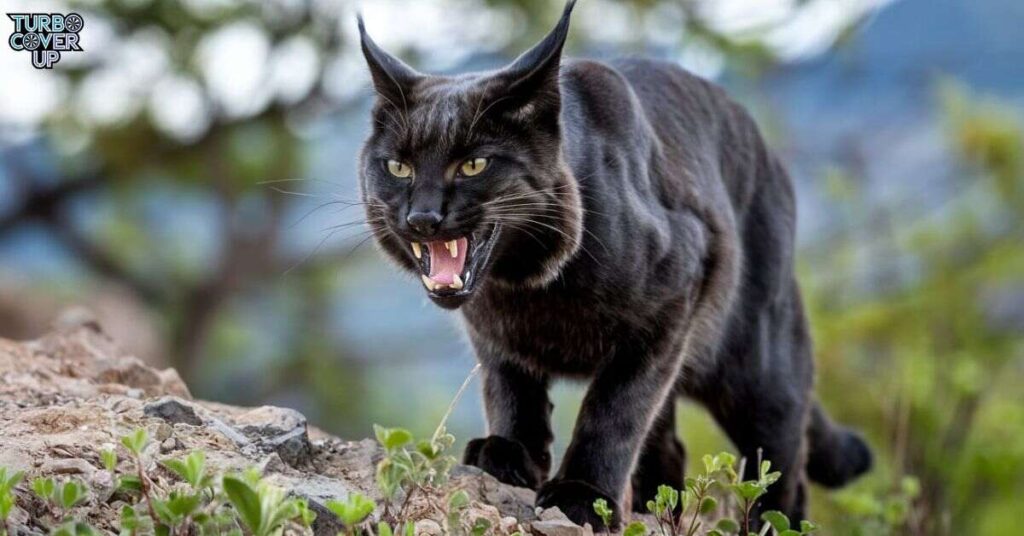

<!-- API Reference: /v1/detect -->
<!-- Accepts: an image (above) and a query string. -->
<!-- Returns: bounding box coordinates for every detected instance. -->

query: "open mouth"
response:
[409,223,501,300]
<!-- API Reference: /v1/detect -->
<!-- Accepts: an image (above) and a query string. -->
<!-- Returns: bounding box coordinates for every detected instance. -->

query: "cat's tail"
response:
[805,402,873,488]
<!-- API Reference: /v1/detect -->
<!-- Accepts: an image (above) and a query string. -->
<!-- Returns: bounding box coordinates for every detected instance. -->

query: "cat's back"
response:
[560,56,777,221]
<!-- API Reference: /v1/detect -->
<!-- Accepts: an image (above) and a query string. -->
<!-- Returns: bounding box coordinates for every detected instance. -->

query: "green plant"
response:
[0,468,25,536]
[729,456,781,535]
[373,365,479,525]
[443,489,491,536]
[50,521,99,536]
[222,470,314,536]
[760,510,817,536]
[593,498,613,528]
[598,451,811,536]
[831,477,920,536]
[161,451,215,491]
[110,429,314,536]
[327,492,376,534]
[32,477,88,522]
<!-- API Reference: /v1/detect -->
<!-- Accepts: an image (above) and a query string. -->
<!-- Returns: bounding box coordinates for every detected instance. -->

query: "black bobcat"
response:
[356,2,871,529]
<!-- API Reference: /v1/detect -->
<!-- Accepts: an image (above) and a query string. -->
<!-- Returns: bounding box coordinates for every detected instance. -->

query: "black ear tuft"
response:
[357,14,421,105]
[504,1,576,93]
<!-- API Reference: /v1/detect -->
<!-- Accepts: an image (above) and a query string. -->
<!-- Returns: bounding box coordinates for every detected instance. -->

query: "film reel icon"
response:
[64,13,84,32]
[22,32,41,50]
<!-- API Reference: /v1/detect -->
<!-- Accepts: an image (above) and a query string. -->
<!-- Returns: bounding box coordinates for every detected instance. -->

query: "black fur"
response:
[357,2,871,530]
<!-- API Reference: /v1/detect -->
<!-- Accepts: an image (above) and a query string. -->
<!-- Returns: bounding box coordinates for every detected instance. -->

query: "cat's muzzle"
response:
[408,223,502,307]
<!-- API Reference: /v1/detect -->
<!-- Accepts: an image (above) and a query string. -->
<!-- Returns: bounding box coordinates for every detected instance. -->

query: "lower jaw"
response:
[427,291,473,310]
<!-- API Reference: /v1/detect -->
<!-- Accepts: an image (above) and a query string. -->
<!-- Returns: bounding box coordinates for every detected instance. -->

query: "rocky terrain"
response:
[0,312,594,536]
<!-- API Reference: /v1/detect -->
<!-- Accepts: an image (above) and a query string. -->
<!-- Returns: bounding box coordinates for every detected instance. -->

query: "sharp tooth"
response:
[448,239,458,258]
[420,274,435,290]
[411,242,422,259]
[452,274,463,290]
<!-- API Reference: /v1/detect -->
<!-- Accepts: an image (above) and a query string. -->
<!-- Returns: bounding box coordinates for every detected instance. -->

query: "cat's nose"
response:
[406,210,443,236]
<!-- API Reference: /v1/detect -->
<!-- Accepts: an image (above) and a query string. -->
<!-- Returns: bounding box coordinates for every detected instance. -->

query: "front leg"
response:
[463,360,553,489]
[538,340,684,530]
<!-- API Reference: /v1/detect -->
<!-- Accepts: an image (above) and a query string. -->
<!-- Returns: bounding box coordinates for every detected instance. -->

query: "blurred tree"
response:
[800,83,1024,535]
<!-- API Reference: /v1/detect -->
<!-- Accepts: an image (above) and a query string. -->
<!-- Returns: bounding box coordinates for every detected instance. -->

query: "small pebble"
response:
[155,422,173,441]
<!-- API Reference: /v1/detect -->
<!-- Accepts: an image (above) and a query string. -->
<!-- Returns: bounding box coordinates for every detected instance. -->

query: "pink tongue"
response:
[426,238,468,285]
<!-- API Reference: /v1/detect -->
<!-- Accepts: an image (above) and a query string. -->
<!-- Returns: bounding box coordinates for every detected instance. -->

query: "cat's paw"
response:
[463,436,544,490]
[536,479,621,531]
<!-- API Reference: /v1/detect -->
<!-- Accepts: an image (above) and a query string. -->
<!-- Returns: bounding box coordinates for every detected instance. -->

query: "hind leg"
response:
[630,398,686,512]
[708,390,811,525]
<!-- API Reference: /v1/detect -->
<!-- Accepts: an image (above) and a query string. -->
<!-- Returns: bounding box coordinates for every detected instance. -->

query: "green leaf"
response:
[716,518,740,533]
[118,505,140,531]
[222,475,262,534]
[780,531,801,536]
[403,521,415,536]
[59,480,88,509]
[470,517,491,536]
[166,491,202,518]
[151,497,175,525]
[799,520,818,534]
[731,481,766,501]
[761,510,791,532]
[326,492,376,526]
[100,450,118,473]
[623,521,648,536]
[655,484,679,515]
[373,425,413,451]
[32,477,55,501]
[448,489,470,511]
[52,522,100,536]
[116,475,142,494]
[593,498,613,527]
[761,471,782,487]
[294,498,316,527]
[1,493,16,521]
[162,451,208,489]
[0,469,24,493]
[377,523,394,536]
[120,429,149,456]
[699,496,718,514]
[416,440,440,459]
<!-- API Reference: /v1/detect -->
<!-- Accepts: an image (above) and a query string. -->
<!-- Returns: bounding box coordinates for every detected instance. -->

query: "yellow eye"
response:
[387,160,412,178]
[460,157,488,177]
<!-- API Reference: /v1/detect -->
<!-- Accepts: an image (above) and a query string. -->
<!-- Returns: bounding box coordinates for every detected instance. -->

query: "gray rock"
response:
[531,518,591,536]
[143,397,203,426]
[159,438,177,454]
[266,426,314,468]
[236,406,307,438]
[206,414,252,446]
[306,499,346,536]
[233,406,314,468]
[40,458,95,475]
[538,507,569,521]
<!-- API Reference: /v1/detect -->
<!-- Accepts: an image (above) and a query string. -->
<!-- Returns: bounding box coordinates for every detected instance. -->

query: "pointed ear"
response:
[488,0,575,102]
[357,15,421,105]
